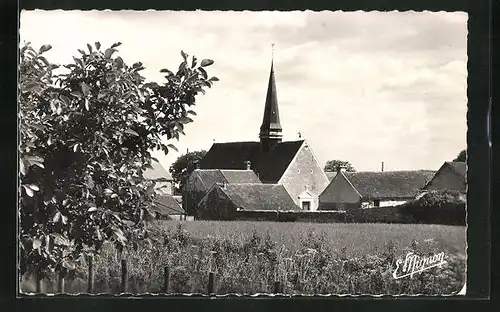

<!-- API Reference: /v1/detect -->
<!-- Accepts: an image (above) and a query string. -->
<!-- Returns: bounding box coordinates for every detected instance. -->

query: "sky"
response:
[20,10,468,172]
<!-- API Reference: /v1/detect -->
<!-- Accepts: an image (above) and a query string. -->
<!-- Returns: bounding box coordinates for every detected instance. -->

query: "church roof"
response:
[199,140,305,183]
[344,170,436,200]
[217,183,298,211]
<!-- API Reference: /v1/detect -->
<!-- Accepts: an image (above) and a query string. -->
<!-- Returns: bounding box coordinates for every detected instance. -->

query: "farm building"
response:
[151,193,186,220]
[198,61,329,211]
[423,161,466,193]
[319,167,436,211]
[197,183,299,220]
[325,171,337,181]
[183,168,261,216]
[143,160,174,195]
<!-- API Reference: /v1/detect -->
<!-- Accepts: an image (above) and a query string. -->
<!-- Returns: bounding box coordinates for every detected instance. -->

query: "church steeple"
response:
[259,45,283,152]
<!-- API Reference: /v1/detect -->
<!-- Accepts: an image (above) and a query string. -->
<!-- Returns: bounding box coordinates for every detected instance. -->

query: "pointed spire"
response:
[259,44,282,151]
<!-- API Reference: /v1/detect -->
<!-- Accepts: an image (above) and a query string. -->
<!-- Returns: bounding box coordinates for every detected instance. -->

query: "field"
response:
[21,220,466,295]
[156,220,466,257]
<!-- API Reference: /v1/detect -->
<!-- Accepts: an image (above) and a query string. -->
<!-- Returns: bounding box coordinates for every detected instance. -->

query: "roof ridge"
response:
[227,182,274,186]
[213,141,260,145]
[347,170,436,174]
[220,169,255,172]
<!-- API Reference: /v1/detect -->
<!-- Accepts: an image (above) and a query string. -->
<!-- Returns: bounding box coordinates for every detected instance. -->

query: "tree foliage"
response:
[453,150,466,162]
[169,150,207,194]
[324,160,356,172]
[19,42,217,276]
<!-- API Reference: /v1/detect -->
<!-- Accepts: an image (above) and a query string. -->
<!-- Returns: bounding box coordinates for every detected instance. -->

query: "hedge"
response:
[230,190,465,225]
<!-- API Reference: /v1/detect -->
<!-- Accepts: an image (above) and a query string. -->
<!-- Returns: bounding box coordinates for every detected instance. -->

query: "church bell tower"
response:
[259,45,283,152]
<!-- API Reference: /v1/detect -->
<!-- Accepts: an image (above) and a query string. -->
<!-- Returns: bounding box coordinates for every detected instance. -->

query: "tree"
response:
[169,150,207,194]
[453,150,466,162]
[19,42,218,277]
[324,160,356,172]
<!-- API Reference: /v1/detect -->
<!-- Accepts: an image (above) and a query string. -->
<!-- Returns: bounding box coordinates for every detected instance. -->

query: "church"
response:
[187,58,329,216]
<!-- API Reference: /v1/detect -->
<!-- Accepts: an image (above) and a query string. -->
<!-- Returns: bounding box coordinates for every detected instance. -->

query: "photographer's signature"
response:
[392,251,447,279]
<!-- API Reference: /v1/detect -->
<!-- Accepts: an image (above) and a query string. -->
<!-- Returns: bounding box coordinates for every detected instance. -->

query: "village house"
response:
[422,161,466,193]
[151,193,186,220]
[183,168,261,216]
[144,161,174,195]
[197,60,329,212]
[319,166,435,211]
[197,183,298,220]
[144,161,186,219]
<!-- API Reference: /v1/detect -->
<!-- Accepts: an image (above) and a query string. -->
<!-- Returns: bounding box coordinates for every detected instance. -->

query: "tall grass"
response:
[20,221,466,295]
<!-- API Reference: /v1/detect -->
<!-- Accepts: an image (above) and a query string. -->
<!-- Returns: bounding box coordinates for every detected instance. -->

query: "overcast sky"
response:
[20,10,468,172]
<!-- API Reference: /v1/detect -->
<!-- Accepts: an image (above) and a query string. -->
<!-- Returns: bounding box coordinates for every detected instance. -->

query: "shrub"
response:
[399,190,466,225]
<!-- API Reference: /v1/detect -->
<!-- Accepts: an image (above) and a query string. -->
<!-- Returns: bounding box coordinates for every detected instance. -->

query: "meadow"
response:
[157,220,466,257]
[21,220,466,295]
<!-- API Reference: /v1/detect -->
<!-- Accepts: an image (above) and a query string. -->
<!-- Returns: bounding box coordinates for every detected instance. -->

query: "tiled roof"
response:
[446,161,466,178]
[199,140,304,182]
[344,170,436,200]
[187,169,226,192]
[219,183,299,211]
[153,194,185,215]
[325,171,337,181]
[144,161,173,181]
[186,169,261,192]
[220,170,262,184]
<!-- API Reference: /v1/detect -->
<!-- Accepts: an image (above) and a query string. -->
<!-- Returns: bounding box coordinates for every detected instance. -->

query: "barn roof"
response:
[446,161,466,178]
[199,140,304,182]
[344,170,436,200]
[218,183,299,211]
[187,169,261,192]
[220,170,262,184]
[153,194,185,215]
[144,161,173,181]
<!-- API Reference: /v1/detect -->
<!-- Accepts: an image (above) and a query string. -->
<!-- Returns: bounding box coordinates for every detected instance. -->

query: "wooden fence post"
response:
[35,267,42,293]
[163,266,170,294]
[87,255,94,293]
[207,272,215,295]
[57,270,65,293]
[274,281,281,294]
[121,259,128,293]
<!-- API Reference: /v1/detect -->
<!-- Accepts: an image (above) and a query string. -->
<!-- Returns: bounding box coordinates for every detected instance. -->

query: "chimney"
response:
[245,161,251,170]
[336,165,347,173]
[381,161,384,172]
[216,181,227,189]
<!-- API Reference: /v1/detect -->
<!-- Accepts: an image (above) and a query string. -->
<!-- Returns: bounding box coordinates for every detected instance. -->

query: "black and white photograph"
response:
[18,10,468,296]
